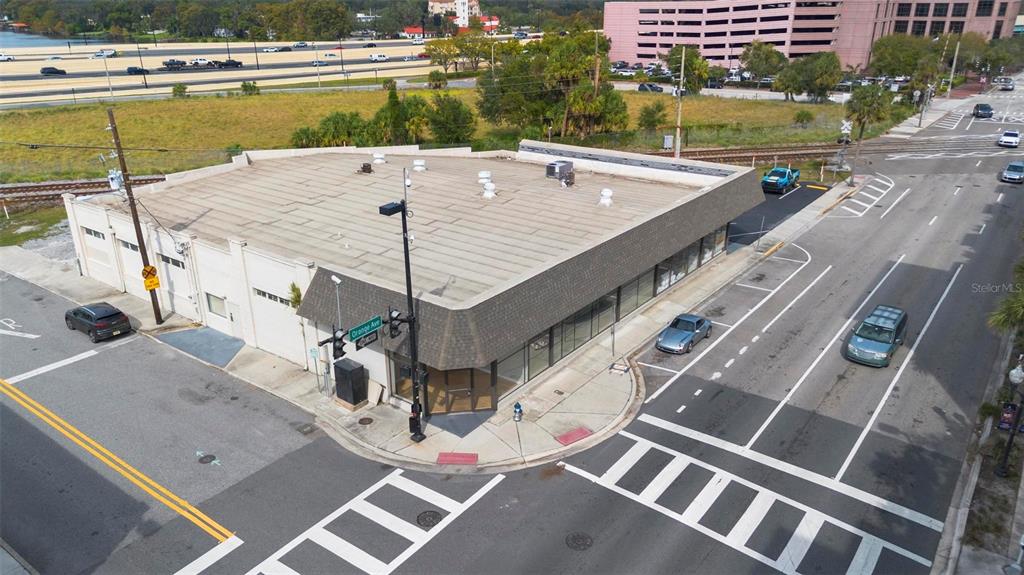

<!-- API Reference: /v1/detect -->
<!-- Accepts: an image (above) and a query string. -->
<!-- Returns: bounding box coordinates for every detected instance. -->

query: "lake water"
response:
[0,30,92,49]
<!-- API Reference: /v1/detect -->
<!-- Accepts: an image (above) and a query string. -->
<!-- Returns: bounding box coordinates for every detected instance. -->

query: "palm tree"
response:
[318,112,363,147]
[847,84,890,141]
[990,259,1024,334]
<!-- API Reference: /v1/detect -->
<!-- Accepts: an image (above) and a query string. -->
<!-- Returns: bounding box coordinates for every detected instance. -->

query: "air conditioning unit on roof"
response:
[546,160,573,181]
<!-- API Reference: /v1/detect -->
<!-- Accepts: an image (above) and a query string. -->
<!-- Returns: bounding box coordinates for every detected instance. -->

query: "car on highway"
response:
[369,53,390,62]
[363,42,378,48]
[402,55,415,61]
[974,103,994,118]
[90,49,117,58]
[65,302,132,343]
[417,52,429,59]
[40,66,67,76]
[1003,81,1016,91]
[46,55,62,60]
[126,66,149,75]
[412,37,425,45]
[293,41,308,48]
[656,313,712,354]
[845,305,906,367]
[513,31,528,40]
[1002,161,1024,183]
[0,53,14,61]
[216,59,242,68]
[262,47,281,52]
[162,59,187,70]
[311,59,328,66]
[638,83,664,92]
[325,53,338,58]
[190,58,213,67]
[999,130,1021,148]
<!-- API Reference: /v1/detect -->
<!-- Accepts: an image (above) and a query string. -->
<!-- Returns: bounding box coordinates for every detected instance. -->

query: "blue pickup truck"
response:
[761,167,800,194]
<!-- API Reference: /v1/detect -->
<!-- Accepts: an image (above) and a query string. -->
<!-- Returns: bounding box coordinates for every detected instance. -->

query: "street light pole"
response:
[252,33,261,70]
[946,40,960,99]
[136,41,148,89]
[996,356,1024,477]
[674,45,686,159]
[331,274,342,328]
[102,57,114,98]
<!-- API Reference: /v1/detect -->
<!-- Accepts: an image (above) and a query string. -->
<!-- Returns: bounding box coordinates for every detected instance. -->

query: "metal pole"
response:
[137,42,148,89]
[315,42,321,88]
[946,41,960,99]
[253,36,261,70]
[339,36,345,72]
[755,215,765,250]
[107,108,163,325]
[997,392,1023,477]
[674,46,686,159]
[103,57,113,98]
[401,191,426,442]
[334,282,342,329]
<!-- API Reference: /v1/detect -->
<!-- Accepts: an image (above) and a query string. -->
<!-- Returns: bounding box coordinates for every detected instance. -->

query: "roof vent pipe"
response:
[482,182,497,199]
[372,152,386,165]
[477,170,492,184]
[599,188,613,207]
[413,159,427,172]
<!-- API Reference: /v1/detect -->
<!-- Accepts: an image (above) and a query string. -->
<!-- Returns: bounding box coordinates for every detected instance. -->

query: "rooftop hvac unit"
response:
[546,160,573,182]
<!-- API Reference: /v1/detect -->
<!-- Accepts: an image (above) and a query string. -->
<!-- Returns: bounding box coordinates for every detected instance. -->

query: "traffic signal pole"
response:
[400,199,427,442]
[107,108,163,325]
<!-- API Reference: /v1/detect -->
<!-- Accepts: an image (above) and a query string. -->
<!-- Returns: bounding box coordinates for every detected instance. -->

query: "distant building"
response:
[401,26,437,38]
[356,13,379,24]
[1015,14,1024,35]
[429,0,481,28]
[604,0,1021,70]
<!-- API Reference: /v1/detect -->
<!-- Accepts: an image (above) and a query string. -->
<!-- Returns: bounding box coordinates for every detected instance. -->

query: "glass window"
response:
[496,347,525,398]
[118,239,139,251]
[473,366,494,410]
[447,369,473,412]
[914,3,930,16]
[668,252,687,284]
[715,225,728,255]
[995,20,1004,37]
[561,317,574,358]
[391,355,414,402]
[911,20,926,35]
[528,332,550,380]
[637,269,655,307]
[596,291,617,334]
[952,2,968,16]
[685,242,700,273]
[896,2,912,15]
[977,0,993,16]
[949,20,964,33]
[619,278,639,318]
[82,226,105,239]
[656,264,672,294]
[701,232,716,265]
[206,293,227,317]
[424,365,447,414]
[933,3,948,15]
[999,1,1008,15]
[574,307,591,349]
[894,20,909,32]
[551,322,562,361]
[929,20,945,35]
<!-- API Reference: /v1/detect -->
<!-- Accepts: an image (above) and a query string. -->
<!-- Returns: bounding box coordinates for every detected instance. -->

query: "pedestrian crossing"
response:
[831,173,894,218]
[246,469,504,575]
[931,112,964,130]
[561,432,932,575]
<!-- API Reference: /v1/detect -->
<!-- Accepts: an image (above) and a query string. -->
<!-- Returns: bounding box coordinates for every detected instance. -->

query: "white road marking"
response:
[602,443,651,485]
[308,529,387,573]
[954,186,961,196]
[694,389,703,397]
[745,255,906,449]
[711,320,733,328]
[6,350,98,384]
[646,244,812,403]
[879,188,912,220]
[777,512,824,573]
[847,537,884,575]
[736,283,773,293]
[174,536,244,575]
[726,491,775,547]
[967,115,976,130]
[638,362,681,375]
[739,346,748,355]
[980,223,987,234]
[835,264,963,482]
[751,335,760,343]
[676,404,687,414]
[388,474,461,511]
[0,328,40,339]
[633,416,943,532]
[761,266,832,334]
[867,184,887,194]
[638,457,689,503]
[998,192,1005,203]
[710,372,721,381]
[928,215,938,226]
[858,191,881,201]
[778,185,805,199]
[770,256,805,264]
[840,205,862,215]
[977,159,983,166]
[724,358,735,368]
[681,473,730,523]
[848,198,872,208]
[350,498,426,543]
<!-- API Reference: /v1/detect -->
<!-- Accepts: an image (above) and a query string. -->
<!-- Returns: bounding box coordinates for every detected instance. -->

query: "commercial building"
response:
[429,0,482,28]
[604,0,1020,70]
[64,142,759,416]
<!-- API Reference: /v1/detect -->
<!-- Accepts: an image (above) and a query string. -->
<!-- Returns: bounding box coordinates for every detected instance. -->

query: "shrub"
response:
[427,92,476,144]
[171,83,188,98]
[427,70,448,89]
[638,101,668,131]
[290,126,322,148]
[240,81,260,95]
[382,78,397,90]
[794,109,814,127]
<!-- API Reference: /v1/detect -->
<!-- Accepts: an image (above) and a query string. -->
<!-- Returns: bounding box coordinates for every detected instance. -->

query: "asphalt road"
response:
[7,39,421,60]
[1,120,1019,574]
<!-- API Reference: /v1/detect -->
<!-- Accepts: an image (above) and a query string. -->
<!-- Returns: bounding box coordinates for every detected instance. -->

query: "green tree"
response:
[661,44,708,95]
[794,109,814,127]
[427,93,476,144]
[708,65,728,81]
[403,95,431,144]
[427,70,449,89]
[544,31,602,135]
[318,112,363,146]
[172,83,188,98]
[240,81,259,95]
[426,38,460,74]
[802,52,843,103]
[290,126,322,148]
[372,85,409,145]
[454,31,493,71]
[774,63,803,101]
[958,32,991,73]
[869,35,931,77]
[989,259,1024,334]
[740,41,786,80]
[847,84,891,141]
[638,101,668,131]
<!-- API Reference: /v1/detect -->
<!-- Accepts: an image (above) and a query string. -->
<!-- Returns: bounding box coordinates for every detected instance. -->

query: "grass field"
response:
[0,88,876,183]
[0,206,68,246]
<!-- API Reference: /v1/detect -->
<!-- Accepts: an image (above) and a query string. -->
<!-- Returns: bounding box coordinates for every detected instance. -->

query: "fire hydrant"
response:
[513,402,523,422]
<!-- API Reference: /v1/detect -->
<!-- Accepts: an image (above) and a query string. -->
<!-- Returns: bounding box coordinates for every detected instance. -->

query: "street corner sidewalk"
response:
[314,352,642,474]
[0,246,193,334]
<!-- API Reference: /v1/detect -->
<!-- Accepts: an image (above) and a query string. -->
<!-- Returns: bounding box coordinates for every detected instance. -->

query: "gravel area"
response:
[21,218,76,265]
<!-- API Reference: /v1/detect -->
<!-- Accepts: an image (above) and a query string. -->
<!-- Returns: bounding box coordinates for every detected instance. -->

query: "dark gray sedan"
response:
[65,303,132,343]
[656,313,712,354]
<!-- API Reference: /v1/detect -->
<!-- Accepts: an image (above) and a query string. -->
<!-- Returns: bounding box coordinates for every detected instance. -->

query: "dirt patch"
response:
[964,434,1022,551]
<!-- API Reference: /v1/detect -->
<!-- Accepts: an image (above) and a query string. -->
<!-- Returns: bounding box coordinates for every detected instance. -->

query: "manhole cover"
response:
[295,423,318,435]
[358,417,374,425]
[198,454,216,464]
[565,532,593,551]
[417,510,442,527]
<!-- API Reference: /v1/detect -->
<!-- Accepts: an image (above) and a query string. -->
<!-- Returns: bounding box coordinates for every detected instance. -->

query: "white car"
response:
[411,37,425,45]
[91,49,116,58]
[311,60,327,66]
[262,47,280,53]
[0,53,14,62]
[999,130,1021,148]
[46,55,62,60]
[190,58,212,66]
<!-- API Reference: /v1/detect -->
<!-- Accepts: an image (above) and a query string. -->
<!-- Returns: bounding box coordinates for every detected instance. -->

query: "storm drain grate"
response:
[417,510,443,528]
[565,532,593,551]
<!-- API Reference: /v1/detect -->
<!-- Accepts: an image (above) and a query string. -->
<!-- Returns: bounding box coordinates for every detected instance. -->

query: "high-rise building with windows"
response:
[429,0,482,28]
[604,0,1020,70]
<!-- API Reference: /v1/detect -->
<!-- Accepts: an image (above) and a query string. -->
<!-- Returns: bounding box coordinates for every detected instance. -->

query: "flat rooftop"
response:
[93,145,725,307]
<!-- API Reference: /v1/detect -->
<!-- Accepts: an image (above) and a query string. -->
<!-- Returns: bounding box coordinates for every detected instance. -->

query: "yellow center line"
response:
[0,378,233,541]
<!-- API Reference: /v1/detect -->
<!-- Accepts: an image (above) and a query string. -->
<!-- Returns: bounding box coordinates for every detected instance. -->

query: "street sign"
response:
[144,275,160,291]
[348,315,382,341]
[840,120,852,135]
[355,331,378,350]
[141,265,157,279]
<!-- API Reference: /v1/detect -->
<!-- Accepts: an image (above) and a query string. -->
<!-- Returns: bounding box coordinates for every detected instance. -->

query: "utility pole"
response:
[252,33,261,70]
[136,41,148,89]
[102,57,114,98]
[674,46,686,159]
[107,109,163,325]
[593,31,600,99]
[946,40,960,99]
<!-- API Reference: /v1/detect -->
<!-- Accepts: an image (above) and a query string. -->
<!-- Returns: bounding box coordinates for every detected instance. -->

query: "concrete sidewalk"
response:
[886,97,970,139]
[0,179,852,473]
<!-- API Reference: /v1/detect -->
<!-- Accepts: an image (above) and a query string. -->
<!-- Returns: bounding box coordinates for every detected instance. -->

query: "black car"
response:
[216,59,243,68]
[706,79,724,89]
[65,303,132,343]
[126,66,149,75]
[363,42,377,48]
[278,46,292,52]
[974,103,994,118]
[40,66,66,75]
[638,83,664,93]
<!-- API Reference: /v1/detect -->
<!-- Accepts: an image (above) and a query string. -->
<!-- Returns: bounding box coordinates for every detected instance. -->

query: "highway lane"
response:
[4,39,421,60]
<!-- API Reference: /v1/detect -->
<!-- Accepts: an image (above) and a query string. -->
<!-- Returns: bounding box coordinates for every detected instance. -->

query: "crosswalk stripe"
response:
[726,491,776,547]
[638,457,689,503]
[847,537,884,575]
[258,560,303,575]
[776,511,825,573]
[349,499,427,544]
[681,473,730,523]
[840,205,862,215]
[388,474,461,512]
[308,528,389,574]
[601,442,651,485]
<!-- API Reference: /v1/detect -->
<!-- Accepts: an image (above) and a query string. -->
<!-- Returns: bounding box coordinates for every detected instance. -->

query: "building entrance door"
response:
[392,356,496,415]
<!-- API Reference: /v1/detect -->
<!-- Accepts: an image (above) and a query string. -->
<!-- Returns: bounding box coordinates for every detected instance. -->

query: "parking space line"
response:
[998,192,1005,203]
[694,389,703,397]
[777,512,824,573]
[835,264,963,482]
[646,245,813,403]
[736,283,773,293]
[859,191,880,201]
[848,198,872,208]
[637,362,681,375]
[879,188,912,220]
[711,321,734,328]
[761,266,832,334]
[745,255,906,449]
[771,256,806,264]
[5,336,137,384]
[724,358,735,368]
[840,205,861,215]
[867,184,887,194]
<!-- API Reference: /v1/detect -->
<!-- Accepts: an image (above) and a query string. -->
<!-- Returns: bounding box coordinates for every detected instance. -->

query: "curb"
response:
[820,185,859,216]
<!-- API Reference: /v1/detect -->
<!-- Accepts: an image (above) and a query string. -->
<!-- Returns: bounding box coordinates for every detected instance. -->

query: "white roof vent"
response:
[599,188,613,207]
[412,159,427,172]
[482,182,497,199]
[372,152,386,165]
[477,170,492,184]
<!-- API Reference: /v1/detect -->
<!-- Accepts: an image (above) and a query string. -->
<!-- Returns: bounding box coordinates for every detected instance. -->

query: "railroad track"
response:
[0,176,165,204]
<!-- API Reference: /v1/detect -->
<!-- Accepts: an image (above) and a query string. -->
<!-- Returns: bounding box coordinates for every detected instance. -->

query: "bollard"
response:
[513,402,523,422]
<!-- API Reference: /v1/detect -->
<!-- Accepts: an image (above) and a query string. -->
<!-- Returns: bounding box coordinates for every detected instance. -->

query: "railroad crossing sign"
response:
[141,265,157,279]
[840,120,853,135]
[144,276,160,291]
[349,315,382,341]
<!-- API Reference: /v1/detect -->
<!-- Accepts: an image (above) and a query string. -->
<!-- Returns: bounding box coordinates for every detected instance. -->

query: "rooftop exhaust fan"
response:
[599,188,613,207]
[372,153,386,165]
[477,170,492,184]
[360,163,373,174]
[482,182,497,199]
[413,159,427,172]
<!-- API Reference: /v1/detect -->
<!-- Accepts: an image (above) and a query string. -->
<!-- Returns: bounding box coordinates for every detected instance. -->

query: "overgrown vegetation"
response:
[0,206,67,246]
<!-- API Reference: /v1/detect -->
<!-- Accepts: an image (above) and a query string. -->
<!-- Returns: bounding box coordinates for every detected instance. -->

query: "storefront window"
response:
[669,252,687,284]
[424,365,447,415]
[686,242,700,273]
[596,291,616,334]
[701,232,716,264]
[656,264,672,294]
[528,332,551,380]
[446,369,473,412]
[473,366,495,410]
[392,356,413,402]
[619,278,639,317]
[573,307,591,349]
[561,317,574,359]
[637,269,655,307]
[551,323,563,361]
[715,226,727,255]
[497,347,526,398]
